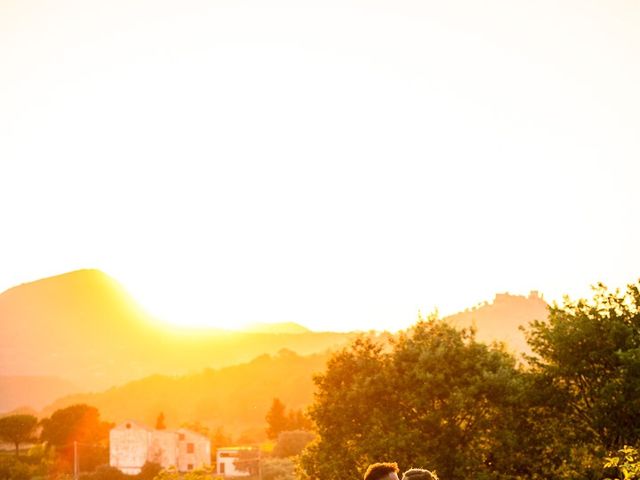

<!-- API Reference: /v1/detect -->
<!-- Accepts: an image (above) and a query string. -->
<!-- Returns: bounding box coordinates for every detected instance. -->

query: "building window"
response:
[178,433,185,440]
[187,443,194,453]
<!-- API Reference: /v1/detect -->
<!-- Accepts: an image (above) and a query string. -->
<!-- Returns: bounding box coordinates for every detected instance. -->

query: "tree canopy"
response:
[301,280,640,480]
[266,398,312,440]
[39,404,112,473]
[525,281,640,472]
[300,321,525,480]
[40,404,112,448]
[0,414,38,457]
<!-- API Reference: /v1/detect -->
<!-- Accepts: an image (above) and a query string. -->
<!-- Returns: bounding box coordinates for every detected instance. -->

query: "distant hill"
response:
[0,269,357,409]
[0,376,79,412]
[42,349,328,439]
[243,322,311,334]
[444,291,549,356]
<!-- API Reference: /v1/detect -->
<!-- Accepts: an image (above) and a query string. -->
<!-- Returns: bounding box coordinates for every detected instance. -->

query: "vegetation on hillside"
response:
[42,349,330,439]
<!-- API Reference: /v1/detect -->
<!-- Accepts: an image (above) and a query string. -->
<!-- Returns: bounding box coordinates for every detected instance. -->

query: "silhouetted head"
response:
[401,468,438,480]
[363,463,400,480]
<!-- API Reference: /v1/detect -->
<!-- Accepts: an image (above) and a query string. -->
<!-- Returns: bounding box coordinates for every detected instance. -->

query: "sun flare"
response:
[124,280,245,331]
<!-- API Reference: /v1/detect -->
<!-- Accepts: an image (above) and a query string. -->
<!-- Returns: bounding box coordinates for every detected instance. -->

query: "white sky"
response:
[1,0,639,332]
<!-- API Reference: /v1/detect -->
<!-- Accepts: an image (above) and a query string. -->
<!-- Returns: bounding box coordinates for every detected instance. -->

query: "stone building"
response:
[110,421,210,475]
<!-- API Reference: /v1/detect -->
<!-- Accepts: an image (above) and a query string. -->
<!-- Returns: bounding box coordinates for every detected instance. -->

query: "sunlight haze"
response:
[1,0,639,332]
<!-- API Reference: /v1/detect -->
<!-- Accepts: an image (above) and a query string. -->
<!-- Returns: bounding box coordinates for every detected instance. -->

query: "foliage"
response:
[152,466,181,480]
[0,456,46,480]
[41,348,339,439]
[40,404,112,474]
[525,281,640,471]
[272,430,315,458]
[266,399,288,440]
[0,415,38,457]
[137,462,163,480]
[40,404,112,448]
[78,464,127,480]
[266,399,312,440]
[604,446,640,480]
[153,466,219,480]
[261,457,296,480]
[286,410,312,433]
[300,321,526,480]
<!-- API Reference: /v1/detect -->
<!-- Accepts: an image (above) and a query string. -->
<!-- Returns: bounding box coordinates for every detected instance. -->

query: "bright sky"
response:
[1,0,639,332]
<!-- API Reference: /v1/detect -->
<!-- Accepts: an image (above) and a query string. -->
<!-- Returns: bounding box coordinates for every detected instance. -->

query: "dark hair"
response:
[401,468,438,480]
[363,463,400,480]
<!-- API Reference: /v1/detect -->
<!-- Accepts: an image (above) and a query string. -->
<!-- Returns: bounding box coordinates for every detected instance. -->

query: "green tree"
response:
[78,464,127,480]
[604,445,640,480]
[300,321,525,480]
[136,462,162,480]
[0,455,50,480]
[0,414,38,457]
[261,457,296,480]
[286,409,312,432]
[266,399,288,440]
[40,404,111,448]
[40,404,112,473]
[525,281,640,454]
[272,430,315,458]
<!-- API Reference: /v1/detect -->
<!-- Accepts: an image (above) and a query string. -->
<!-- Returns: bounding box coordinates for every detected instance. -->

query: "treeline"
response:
[300,281,640,480]
[0,404,112,479]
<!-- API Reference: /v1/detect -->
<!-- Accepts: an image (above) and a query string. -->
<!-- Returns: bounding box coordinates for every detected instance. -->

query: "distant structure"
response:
[216,447,254,477]
[110,420,210,475]
[444,290,549,355]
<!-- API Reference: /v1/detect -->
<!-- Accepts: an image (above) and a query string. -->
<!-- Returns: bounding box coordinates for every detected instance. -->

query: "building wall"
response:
[149,430,178,470]
[176,429,211,472]
[110,422,211,475]
[110,422,151,475]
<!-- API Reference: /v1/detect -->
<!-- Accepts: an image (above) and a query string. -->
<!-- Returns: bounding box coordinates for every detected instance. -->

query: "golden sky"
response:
[1,0,639,331]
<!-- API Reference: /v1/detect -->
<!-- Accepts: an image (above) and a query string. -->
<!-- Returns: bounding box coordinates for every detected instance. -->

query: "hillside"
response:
[0,376,78,412]
[444,291,549,355]
[42,349,329,439]
[0,270,357,405]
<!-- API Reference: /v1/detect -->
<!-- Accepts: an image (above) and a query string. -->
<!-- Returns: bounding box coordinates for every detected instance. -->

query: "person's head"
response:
[401,468,438,480]
[363,463,400,480]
